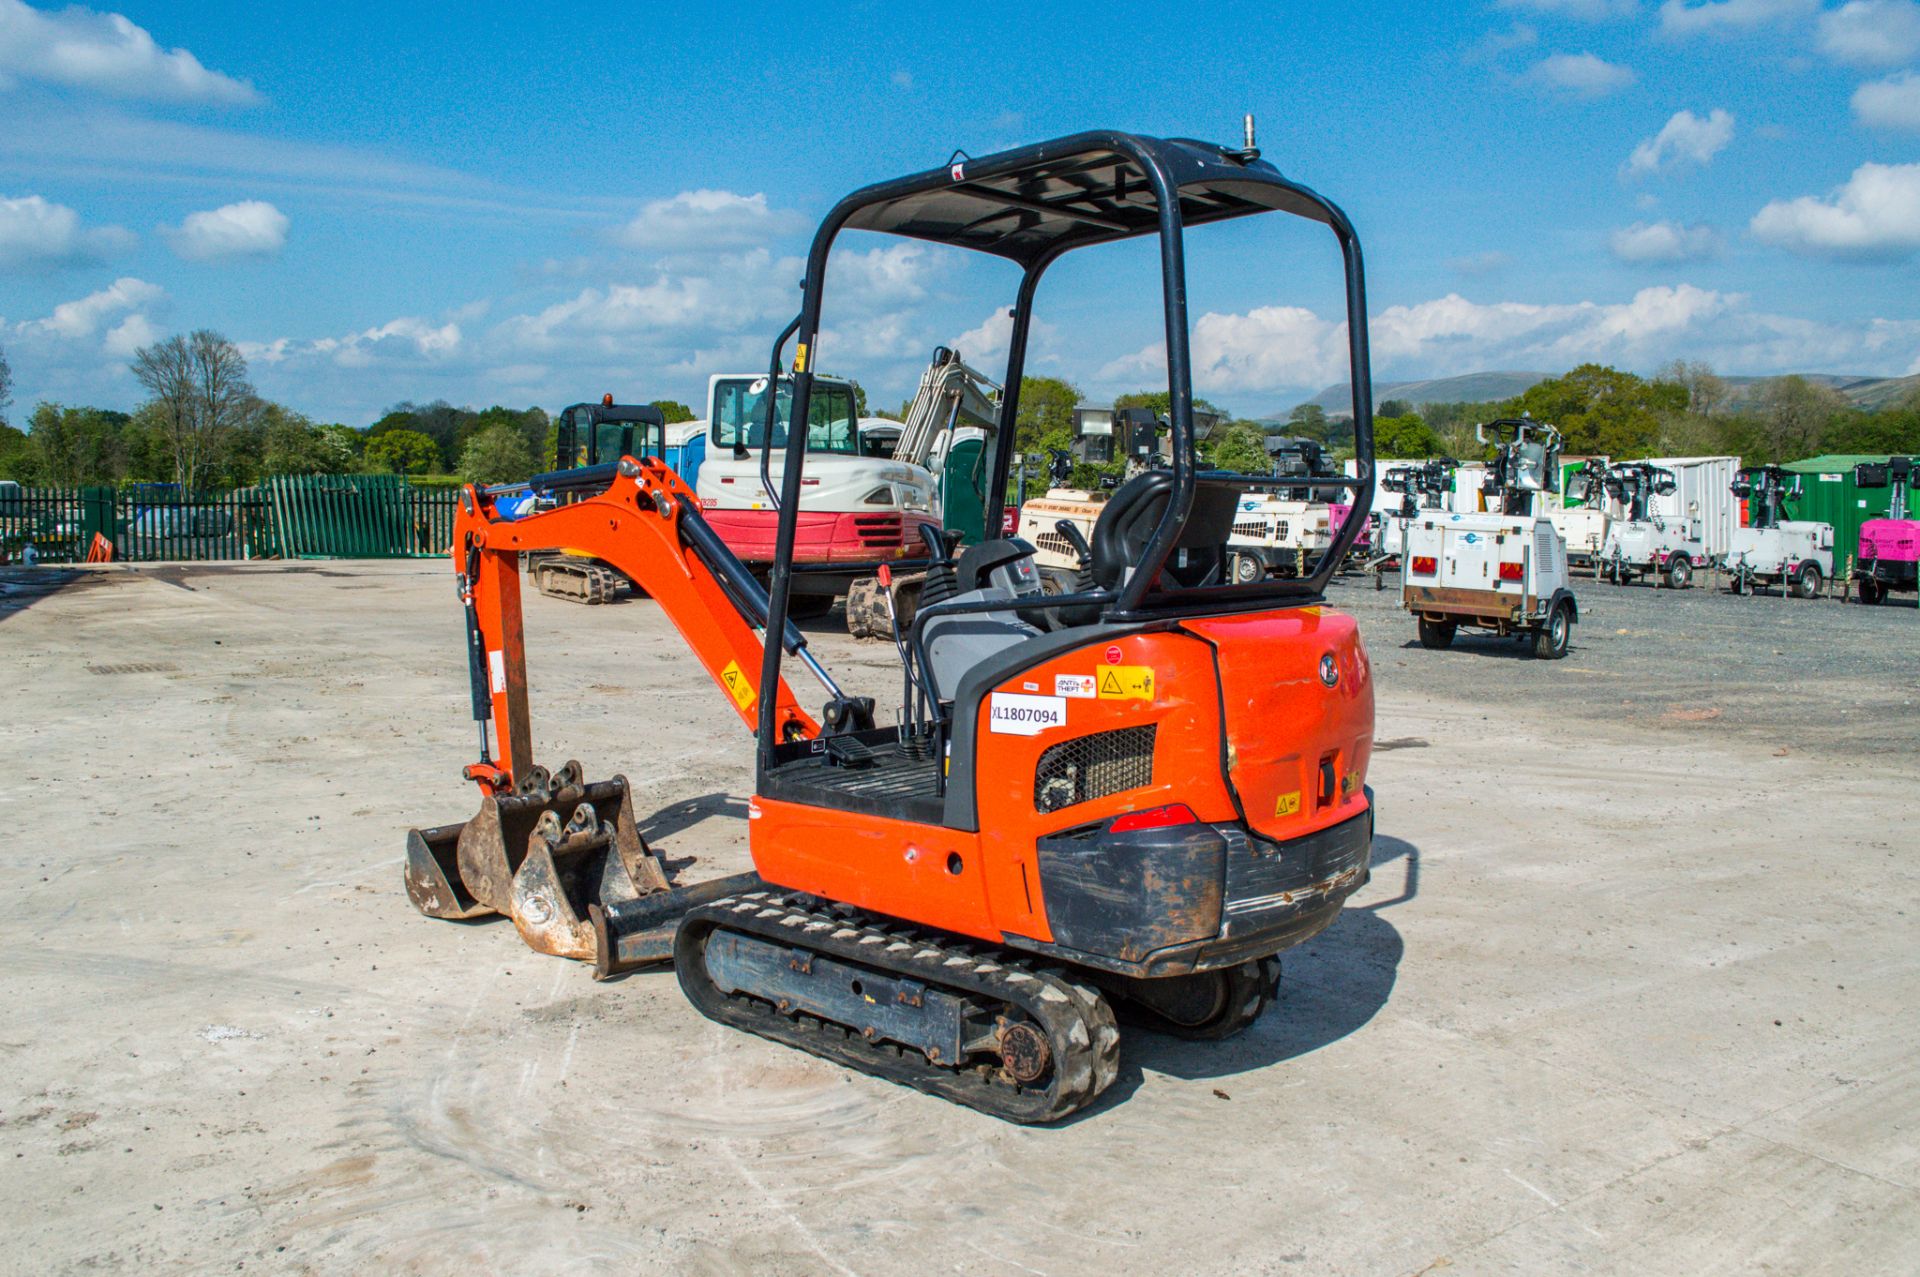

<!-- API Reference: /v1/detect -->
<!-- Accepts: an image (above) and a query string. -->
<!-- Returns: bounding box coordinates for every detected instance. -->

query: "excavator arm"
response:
[452,455,821,796]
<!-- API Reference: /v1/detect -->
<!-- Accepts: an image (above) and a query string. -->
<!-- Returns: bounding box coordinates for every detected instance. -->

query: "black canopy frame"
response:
[751,130,1376,766]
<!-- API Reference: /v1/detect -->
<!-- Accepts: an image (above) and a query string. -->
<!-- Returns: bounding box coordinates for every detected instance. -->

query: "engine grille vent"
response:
[1034,725,1156,814]
[1035,530,1076,559]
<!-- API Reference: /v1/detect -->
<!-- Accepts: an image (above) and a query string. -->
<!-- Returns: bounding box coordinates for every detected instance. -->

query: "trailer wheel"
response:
[1532,602,1572,660]
[1230,551,1264,585]
[1792,563,1823,599]
[1666,556,1692,590]
[1729,574,1747,596]
[1857,578,1884,606]
[1417,617,1456,650]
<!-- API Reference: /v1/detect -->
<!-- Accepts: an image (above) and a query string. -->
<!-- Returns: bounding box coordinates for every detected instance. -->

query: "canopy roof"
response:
[838,131,1343,267]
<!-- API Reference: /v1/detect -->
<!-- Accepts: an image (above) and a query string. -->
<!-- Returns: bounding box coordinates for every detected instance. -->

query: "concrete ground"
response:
[1,561,1914,1276]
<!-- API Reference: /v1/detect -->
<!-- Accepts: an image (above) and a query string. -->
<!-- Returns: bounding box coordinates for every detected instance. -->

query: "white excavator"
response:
[696,347,999,623]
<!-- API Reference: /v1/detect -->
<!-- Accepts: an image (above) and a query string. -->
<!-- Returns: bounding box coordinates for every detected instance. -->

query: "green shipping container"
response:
[1781,454,1908,568]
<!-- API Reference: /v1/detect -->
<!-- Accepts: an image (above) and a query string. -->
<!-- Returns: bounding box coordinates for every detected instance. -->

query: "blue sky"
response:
[5,0,1920,426]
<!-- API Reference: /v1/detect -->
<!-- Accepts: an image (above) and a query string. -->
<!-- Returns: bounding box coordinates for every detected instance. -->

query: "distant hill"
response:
[1264,372,1553,421]
[1721,373,1920,412]
[1265,369,1920,421]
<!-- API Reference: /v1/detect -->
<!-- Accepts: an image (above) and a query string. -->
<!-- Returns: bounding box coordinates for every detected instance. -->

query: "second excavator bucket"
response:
[403,761,671,962]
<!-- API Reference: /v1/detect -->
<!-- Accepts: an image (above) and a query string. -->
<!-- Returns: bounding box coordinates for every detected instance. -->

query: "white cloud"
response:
[827,243,937,306]
[1609,220,1723,261]
[162,200,288,261]
[0,0,258,104]
[1497,0,1638,17]
[1751,161,1920,258]
[103,311,159,357]
[1090,284,1920,398]
[614,190,801,252]
[313,317,461,368]
[1625,108,1735,176]
[1447,251,1513,275]
[1816,0,1920,66]
[0,192,131,268]
[1101,305,1349,392]
[949,307,1058,370]
[1522,52,1637,97]
[1853,70,1920,129]
[1466,23,1540,62]
[25,276,163,339]
[1657,0,1816,35]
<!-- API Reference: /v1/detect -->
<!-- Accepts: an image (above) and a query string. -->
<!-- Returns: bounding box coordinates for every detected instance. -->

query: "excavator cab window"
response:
[712,378,858,455]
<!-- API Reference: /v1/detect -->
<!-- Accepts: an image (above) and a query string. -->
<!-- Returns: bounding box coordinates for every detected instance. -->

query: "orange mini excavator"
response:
[405,123,1379,1122]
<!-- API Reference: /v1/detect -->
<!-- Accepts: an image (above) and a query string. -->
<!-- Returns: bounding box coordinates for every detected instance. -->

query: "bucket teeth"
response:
[403,769,671,962]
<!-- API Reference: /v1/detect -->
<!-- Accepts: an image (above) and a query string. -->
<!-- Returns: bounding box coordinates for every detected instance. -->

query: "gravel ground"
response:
[0,561,1914,1275]
[1324,565,1920,763]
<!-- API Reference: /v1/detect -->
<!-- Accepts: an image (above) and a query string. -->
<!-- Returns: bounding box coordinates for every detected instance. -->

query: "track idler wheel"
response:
[403,762,671,962]
[1104,957,1282,1041]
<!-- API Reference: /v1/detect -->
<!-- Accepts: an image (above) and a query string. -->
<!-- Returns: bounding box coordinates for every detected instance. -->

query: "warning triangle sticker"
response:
[1100,671,1123,694]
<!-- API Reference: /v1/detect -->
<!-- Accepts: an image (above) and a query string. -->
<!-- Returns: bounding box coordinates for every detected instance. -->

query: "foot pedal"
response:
[823,734,876,769]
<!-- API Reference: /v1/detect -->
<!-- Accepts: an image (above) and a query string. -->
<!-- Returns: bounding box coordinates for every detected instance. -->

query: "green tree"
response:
[1374,413,1444,459]
[0,422,30,480]
[1378,398,1413,419]
[0,343,12,427]
[1511,364,1685,457]
[25,404,127,486]
[649,399,695,424]
[130,330,258,493]
[1658,359,1730,417]
[1288,402,1329,439]
[1202,420,1271,473]
[458,422,538,484]
[1013,376,1081,454]
[1751,376,1848,464]
[365,428,439,475]
[260,404,354,475]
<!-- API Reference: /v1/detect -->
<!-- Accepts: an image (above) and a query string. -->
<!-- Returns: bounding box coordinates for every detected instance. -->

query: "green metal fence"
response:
[0,477,459,564]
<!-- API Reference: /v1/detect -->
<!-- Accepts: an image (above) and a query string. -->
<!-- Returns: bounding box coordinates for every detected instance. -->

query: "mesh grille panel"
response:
[1233,518,1288,539]
[1035,530,1076,558]
[1034,725,1157,813]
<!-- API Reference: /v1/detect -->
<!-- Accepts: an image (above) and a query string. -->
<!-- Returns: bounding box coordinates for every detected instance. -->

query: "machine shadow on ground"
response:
[1075,836,1418,1115]
[0,570,97,622]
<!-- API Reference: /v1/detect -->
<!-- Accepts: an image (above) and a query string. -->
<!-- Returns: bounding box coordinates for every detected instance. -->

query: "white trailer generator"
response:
[1596,462,1703,588]
[1402,419,1577,659]
[1722,465,1833,598]
[1549,458,1611,571]
[1226,437,1339,582]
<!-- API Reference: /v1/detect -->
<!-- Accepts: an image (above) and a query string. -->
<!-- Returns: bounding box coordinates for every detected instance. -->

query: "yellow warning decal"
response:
[1097,665,1155,700]
[793,342,809,373]
[1274,790,1301,818]
[720,660,757,712]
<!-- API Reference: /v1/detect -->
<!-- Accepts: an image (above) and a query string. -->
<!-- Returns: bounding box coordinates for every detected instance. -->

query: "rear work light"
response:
[1110,803,1199,833]
[1411,556,1438,575]
[1498,561,1524,581]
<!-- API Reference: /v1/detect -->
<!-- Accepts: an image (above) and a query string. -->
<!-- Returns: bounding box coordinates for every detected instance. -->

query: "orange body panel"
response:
[748,798,997,940]
[1183,609,1374,843]
[749,611,1374,951]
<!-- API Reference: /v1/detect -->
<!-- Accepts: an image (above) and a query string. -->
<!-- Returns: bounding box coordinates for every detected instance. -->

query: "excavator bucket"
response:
[403,761,671,962]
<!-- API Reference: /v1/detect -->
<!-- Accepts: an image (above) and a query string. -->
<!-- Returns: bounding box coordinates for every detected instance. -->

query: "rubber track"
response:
[535,560,621,604]
[675,890,1120,1124]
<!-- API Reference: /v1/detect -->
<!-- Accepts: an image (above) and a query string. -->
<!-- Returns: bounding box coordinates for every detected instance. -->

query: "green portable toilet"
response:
[1781,454,1903,564]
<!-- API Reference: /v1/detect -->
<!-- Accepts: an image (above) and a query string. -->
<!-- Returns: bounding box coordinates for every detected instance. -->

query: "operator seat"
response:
[1089,470,1238,591]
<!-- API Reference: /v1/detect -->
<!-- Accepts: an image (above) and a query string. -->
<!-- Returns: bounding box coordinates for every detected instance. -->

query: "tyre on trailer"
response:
[1857,578,1884,606]
[1229,551,1264,585]
[1666,555,1692,590]
[1729,573,1747,596]
[1793,563,1823,600]
[1417,616,1456,650]
[1532,600,1572,660]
